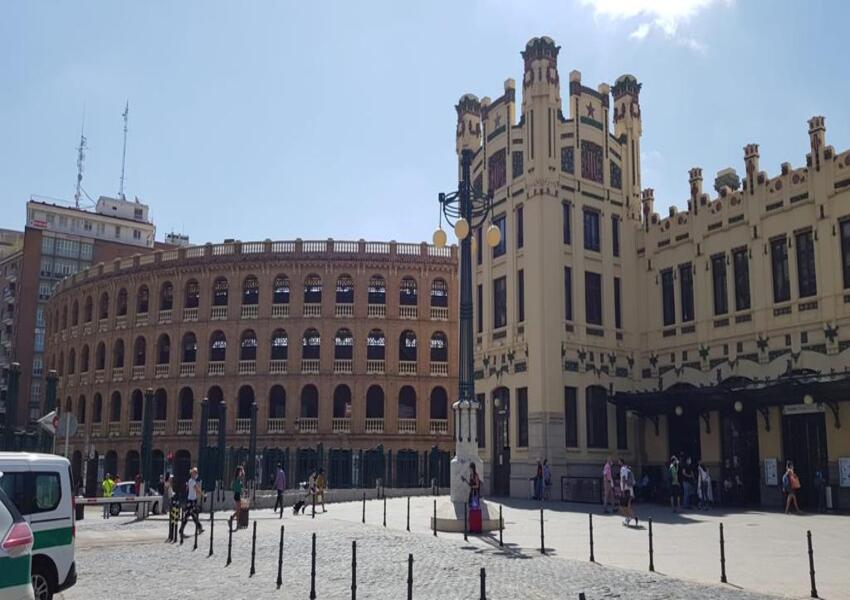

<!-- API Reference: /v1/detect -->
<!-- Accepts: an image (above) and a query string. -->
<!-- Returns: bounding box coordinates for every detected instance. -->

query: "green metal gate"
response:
[396,450,419,488]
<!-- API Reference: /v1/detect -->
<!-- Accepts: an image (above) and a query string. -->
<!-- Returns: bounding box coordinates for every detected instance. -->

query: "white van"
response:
[0,454,76,600]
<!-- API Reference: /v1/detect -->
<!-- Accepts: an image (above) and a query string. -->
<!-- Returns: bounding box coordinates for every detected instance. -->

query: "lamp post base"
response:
[431,497,501,533]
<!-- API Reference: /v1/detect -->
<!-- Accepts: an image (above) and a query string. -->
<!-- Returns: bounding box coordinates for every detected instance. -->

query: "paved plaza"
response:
[59,497,849,600]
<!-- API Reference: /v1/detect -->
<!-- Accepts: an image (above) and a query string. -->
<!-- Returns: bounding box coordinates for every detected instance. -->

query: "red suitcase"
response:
[468,506,482,533]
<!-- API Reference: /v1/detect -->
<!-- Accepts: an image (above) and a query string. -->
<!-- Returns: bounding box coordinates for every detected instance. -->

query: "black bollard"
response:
[406,496,410,532]
[479,567,486,600]
[648,517,655,572]
[719,522,727,583]
[579,594,587,600]
[226,517,233,566]
[498,505,503,548]
[208,510,214,557]
[312,491,316,520]
[362,492,366,524]
[383,495,387,527]
[589,513,595,563]
[407,553,413,600]
[276,525,284,589]
[433,499,437,537]
[464,502,468,542]
[351,540,357,600]
[249,520,257,577]
[193,522,198,551]
[310,532,317,600]
[807,530,818,598]
[539,506,545,555]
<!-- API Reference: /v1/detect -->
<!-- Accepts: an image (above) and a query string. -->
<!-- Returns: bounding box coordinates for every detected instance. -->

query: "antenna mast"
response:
[74,113,87,209]
[119,101,129,200]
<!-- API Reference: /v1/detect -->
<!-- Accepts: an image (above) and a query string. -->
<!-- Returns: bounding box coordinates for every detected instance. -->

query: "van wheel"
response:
[31,567,55,600]
[110,503,121,516]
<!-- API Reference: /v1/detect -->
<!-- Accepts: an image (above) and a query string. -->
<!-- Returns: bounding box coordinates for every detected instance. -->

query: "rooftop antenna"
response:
[119,100,129,200]
[74,110,87,209]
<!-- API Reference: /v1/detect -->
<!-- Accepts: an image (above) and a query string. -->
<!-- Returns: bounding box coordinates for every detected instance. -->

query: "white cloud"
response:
[580,0,731,51]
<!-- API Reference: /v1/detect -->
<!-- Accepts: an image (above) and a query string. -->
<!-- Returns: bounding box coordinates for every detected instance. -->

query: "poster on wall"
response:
[839,458,850,488]
[764,458,778,486]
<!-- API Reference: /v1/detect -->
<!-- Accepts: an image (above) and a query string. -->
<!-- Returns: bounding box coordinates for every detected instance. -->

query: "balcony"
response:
[94,369,105,384]
[114,316,127,330]
[65,375,75,388]
[332,417,351,433]
[210,306,227,320]
[335,303,353,318]
[132,365,146,380]
[98,318,109,333]
[177,419,193,435]
[90,425,102,438]
[112,367,124,382]
[399,305,418,320]
[267,418,285,434]
[79,372,89,386]
[129,421,142,436]
[208,361,225,376]
[333,359,352,374]
[301,359,319,374]
[238,360,256,375]
[303,303,321,317]
[158,309,172,324]
[298,418,318,433]
[83,323,93,336]
[207,419,219,435]
[398,418,417,434]
[367,304,386,318]
[135,313,148,328]
[241,305,258,320]
[269,359,288,375]
[366,359,385,374]
[154,364,169,378]
[271,304,289,318]
[429,419,449,435]
[399,361,417,375]
[430,361,448,376]
[430,306,449,321]
[183,307,199,322]
[364,418,384,434]
[235,418,251,434]
[108,422,121,436]
[179,362,196,377]
[153,420,166,435]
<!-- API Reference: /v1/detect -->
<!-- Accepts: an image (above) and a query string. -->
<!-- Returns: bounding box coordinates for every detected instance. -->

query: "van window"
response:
[0,471,63,515]
[35,473,61,511]
[0,472,25,510]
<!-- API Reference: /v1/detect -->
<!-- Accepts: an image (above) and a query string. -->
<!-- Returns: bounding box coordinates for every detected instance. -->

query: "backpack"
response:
[626,468,635,488]
[789,472,801,491]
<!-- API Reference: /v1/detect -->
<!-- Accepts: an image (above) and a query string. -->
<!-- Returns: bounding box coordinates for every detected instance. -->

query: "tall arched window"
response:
[334,328,353,359]
[99,292,109,319]
[271,329,288,360]
[304,274,322,304]
[70,301,78,326]
[110,391,122,422]
[367,329,385,360]
[398,386,417,418]
[207,386,224,419]
[269,385,286,419]
[302,328,320,359]
[77,395,86,424]
[154,388,167,420]
[93,393,103,423]
[95,342,106,370]
[156,334,170,365]
[212,277,228,306]
[430,387,448,419]
[133,336,146,366]
[272,275,290,304]
[178,387,194,419]
[184,280,200,309]
[131,390,144,421]
[68,348,76,374]
[333,385,352,418]
[58,351,64,376]
[209,331,227,362]
[240,329,257,360]
[399,330,417,361]
[400,277,417,306]
[80,345,89,372]
[300,385,318,418]
[84,296,93,322]
[242,276,259,305]
[117,288,128,316]
[136,286,149,314]
[335,274,354,304]
[366,385,384,418]
[585,385,609,449]
[430,332,448,362]
[430,278,448,307]
[160,282,174,311]
[237,385,254,419]
[182,332,197,363]
[62,304,68,329]
[113,339,125,368]
[368,275,386,305]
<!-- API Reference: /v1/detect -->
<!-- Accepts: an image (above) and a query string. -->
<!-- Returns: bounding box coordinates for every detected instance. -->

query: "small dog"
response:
[292,499,308,515]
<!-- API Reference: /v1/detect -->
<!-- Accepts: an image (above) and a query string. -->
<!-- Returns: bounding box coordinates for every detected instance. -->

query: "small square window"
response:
[785,334,792,346]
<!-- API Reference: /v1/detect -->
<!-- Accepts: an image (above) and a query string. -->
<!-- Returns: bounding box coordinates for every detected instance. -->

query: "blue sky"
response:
[1,1,848,244]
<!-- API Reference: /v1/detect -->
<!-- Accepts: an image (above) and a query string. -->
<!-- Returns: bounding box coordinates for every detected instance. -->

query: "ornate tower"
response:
[612,74,643,207]
[520,36,561,169]
[456,94,482,156]
[743,144,760,195]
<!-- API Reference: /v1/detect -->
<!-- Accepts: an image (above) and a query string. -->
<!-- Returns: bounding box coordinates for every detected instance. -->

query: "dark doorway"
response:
[782,412,828,509]
[173,450,191,499]
[124,450,140,482]
[296,448,318,484]
[491,388,511,496]
[362,447,385,488]
[721,410,761,505]
[329,449,352,488]
[668,410,701,464]
[396,450,419,487]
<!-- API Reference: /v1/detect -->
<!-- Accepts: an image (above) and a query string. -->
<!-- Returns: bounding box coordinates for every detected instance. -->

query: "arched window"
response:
[302,328,320,360]
[333,385,352,418]
[237,385,254,419]
[136,286,149,314]
[133,336,146,366]
[156,334,170,365]
[58,351,64,376]
[209,331,227,362]
[117,288,128,316]
[160,282,174,311]
[242,275,259,305]
[366,385,384,418]
[99,292,109,319]
[124,450,140,481]
[431,278,448,307]
[367,329,385,360]
[398,385,416,418]
[430,332,448,362]
[113,339,125,368]
[84,296,93,322]
[178,387,194,419]
[269,385,286,418]
[95,342,106,370]
[62,304,68,329]
[110,391,122,422]
[93,393,103,423]
[304,274,322,304]
[586,385,609,449]
[131,389,144,421]
[334,328,353,359]
[271,329,288,360]
[182,332,197,363]
[368,275,386,304]
[272,275,290,304]
[184,280,199,309]
[240,329,257,360]
[207,386,224,419]
[154,388,167,421]
[399,330,417,361]
[80,345,89,372]
[430,387,448,419]
[400,277,417,306]
[212,277,228,307]
[70,301,78,326]
[300,384,318,418]
[77,395,86,424]
[64,397,72,414]
[336,275,354,304]
[68,349,76,375]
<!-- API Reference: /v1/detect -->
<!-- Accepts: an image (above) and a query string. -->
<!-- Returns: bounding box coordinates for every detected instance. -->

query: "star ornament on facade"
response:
[586,102,595,118]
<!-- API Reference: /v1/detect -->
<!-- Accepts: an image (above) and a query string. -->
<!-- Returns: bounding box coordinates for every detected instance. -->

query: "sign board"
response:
[37,411,57,435]
[57,413,78,438]
[839,458,850,488]
[764,458,779,486]
[29,219,48,229]
[782,403,824,416]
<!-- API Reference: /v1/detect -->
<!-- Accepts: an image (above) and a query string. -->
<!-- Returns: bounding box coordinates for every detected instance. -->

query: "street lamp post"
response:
[44,370,58,453]
[198,398,209,490]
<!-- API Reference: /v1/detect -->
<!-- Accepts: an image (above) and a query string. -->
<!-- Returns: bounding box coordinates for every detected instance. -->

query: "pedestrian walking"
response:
[668,456,681,512]
[179,467,204,541]
[531,460,543,500]
[162,472,173,515]
[230,466,245,527]
[315,468,327,513]
[602,457,615,513]
[466,463,481,506]
[101,472,114,519]
[783,461,802,514]
[697,462,713,509]
[134,472,143,496]
[542,460,552,501]
[681,457,696,509]
[619,459,637,526]
[273,463,287,515]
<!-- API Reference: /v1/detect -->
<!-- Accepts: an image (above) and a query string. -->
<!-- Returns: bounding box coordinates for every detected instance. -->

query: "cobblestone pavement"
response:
[57,499,820,600]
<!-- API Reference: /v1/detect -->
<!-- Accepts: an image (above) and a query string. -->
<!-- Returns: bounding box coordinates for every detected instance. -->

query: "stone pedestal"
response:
[450,399,483,504]
[432,497,501,533]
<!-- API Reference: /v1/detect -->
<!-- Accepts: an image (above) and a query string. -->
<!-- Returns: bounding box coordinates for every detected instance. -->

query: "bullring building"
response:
[46,240,457,494]
[467,36,850,509]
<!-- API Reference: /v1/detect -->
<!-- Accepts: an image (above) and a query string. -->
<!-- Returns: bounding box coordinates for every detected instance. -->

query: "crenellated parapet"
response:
[455,93,482,154]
